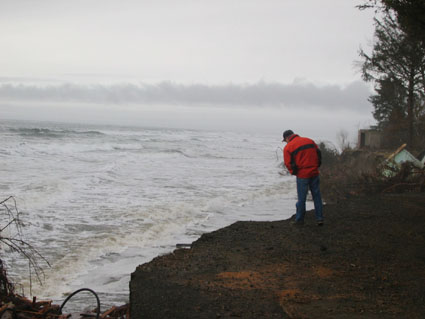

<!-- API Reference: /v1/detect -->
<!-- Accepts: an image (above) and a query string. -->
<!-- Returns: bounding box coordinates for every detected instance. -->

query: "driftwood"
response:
[382,182,423,193]
[100,304,129,319]
[0,292,129,318]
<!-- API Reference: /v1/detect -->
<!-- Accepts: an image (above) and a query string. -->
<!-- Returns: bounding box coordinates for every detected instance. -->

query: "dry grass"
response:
[320,148,425,203]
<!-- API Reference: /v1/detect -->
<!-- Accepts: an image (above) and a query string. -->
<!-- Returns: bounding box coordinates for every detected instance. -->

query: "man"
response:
[282,130,324,226]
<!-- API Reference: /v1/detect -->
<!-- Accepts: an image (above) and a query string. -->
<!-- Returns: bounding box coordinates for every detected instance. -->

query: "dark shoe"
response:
[291,220,304,226]
[317,220,324,226]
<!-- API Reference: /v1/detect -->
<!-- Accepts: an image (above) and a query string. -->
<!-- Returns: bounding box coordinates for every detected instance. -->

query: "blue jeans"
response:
[295,175,323,222]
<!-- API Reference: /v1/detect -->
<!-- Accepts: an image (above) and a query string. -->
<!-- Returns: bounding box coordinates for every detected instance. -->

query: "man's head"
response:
[282,130,294,142]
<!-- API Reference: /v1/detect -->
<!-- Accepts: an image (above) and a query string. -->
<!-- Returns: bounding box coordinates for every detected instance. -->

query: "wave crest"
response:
[9,127,105,138]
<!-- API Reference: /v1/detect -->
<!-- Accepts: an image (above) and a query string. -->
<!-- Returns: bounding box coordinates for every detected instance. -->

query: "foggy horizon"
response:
[0,0,377,145]
[0,79,371,110]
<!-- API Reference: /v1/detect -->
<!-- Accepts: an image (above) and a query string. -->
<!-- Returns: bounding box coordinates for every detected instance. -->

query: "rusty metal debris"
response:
[0,268,129,318]
[0,291,129,319]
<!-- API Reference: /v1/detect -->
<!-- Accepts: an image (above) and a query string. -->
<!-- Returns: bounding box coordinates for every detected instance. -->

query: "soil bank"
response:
[130,193,425,318]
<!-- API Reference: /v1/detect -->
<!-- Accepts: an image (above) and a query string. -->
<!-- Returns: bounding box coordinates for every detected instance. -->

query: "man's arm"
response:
[317,147,322,167]
[283,147,293,174]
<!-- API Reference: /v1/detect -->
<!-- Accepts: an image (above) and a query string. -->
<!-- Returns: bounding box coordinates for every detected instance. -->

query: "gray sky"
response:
[0,0,376,144]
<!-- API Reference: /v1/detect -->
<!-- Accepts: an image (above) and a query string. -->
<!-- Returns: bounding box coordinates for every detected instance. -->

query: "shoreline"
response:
[130,193,425,318]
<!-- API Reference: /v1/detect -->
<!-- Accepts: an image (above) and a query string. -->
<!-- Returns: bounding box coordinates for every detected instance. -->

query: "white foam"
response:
[1,120,302,308]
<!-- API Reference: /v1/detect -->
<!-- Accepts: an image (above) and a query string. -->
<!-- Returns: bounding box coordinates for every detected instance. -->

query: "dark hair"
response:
[283,130,294,140]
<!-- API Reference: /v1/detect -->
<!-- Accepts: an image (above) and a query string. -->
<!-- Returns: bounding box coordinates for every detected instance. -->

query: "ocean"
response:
[0,119,308,312]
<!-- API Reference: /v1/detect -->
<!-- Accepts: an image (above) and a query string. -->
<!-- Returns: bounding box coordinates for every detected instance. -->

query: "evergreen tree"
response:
[370,76,406,127]
[359,12,425,146]
[382,0,425,47]
[359,0,425,46]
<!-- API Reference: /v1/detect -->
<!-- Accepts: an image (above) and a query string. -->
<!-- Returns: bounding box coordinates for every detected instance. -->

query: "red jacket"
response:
[283,134,321,178]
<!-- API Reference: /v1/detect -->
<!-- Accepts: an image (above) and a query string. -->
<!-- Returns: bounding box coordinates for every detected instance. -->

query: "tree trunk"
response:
[407,65,415,147]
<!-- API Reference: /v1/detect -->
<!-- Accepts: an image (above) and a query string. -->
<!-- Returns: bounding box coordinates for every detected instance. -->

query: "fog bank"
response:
[0,81,371,112]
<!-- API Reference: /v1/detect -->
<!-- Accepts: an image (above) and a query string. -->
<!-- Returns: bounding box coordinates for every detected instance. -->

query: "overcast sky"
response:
[0,0,376,144]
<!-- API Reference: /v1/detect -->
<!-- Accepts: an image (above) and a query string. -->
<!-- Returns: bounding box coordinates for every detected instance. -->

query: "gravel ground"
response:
[130,193,425,319]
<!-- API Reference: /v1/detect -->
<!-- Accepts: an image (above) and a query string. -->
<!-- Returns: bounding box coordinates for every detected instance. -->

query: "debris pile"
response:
[0,265,129,318]
[0,286,129,318]
[320,144,425,202]
[1,196,129,318]
[0,295,61,319]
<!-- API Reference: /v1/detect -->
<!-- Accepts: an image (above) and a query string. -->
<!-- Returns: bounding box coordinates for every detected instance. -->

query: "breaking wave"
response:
[8,127,105,138]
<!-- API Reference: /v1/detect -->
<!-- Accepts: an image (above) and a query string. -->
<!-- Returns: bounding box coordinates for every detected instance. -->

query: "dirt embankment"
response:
[130,193,425,319]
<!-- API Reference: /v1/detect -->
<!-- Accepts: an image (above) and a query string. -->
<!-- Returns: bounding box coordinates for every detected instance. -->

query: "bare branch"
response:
[0,196,50,296]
